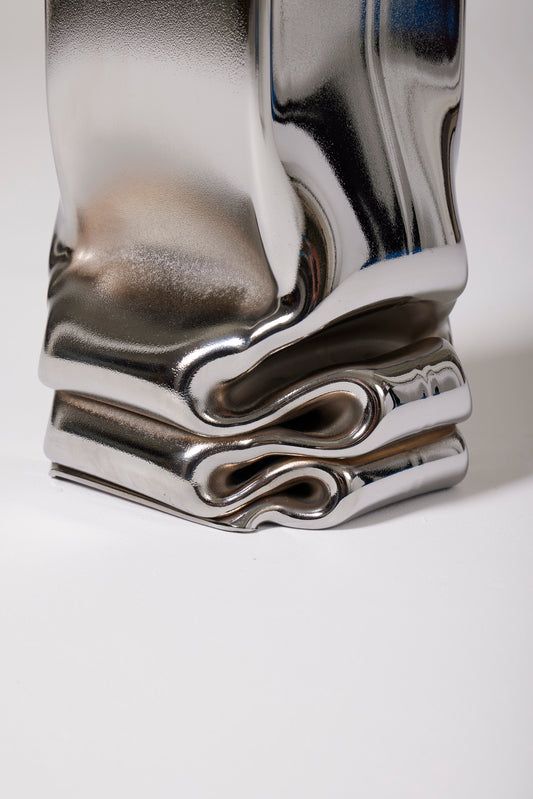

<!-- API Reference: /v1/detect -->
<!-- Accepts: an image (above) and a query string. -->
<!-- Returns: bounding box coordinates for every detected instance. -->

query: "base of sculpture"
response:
[46,386,469,531]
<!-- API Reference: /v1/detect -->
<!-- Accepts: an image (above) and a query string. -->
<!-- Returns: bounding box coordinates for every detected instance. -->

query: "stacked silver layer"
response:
[41,0,470,530]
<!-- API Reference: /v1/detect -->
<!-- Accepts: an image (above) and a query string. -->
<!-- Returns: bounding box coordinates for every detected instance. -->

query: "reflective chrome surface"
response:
[41,0,470,530]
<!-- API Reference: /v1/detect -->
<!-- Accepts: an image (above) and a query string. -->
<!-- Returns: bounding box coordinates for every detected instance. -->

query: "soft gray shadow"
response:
[342,342,533,528]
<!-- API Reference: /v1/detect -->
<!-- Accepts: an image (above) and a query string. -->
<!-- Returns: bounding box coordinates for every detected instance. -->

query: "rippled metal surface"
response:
[41,0,470,530]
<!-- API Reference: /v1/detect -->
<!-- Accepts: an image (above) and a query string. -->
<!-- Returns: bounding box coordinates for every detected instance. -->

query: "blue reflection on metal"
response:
[390,0,459,43]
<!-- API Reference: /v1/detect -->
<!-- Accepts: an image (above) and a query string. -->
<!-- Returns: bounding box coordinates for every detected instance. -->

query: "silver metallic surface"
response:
[41,0,470,530]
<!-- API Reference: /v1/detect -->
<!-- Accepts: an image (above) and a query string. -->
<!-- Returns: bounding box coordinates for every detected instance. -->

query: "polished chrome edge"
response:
[49,464,254,534]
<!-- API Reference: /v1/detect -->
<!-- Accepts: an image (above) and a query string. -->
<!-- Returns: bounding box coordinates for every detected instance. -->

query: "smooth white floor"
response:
[1,2,532,797]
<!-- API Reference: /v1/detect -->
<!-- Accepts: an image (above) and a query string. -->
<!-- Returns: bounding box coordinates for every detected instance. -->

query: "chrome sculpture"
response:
[41,0,471,530]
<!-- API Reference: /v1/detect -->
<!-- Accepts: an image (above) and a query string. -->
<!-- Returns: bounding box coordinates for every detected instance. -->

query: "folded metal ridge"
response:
[45,335,470,528]
[48,398,467,531]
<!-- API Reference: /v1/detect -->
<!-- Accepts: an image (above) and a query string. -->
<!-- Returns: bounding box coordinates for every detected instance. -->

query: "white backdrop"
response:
[1,2,532,797]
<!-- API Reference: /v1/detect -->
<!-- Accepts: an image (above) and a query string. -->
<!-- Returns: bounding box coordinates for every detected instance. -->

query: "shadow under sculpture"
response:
[40,0,471,530]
